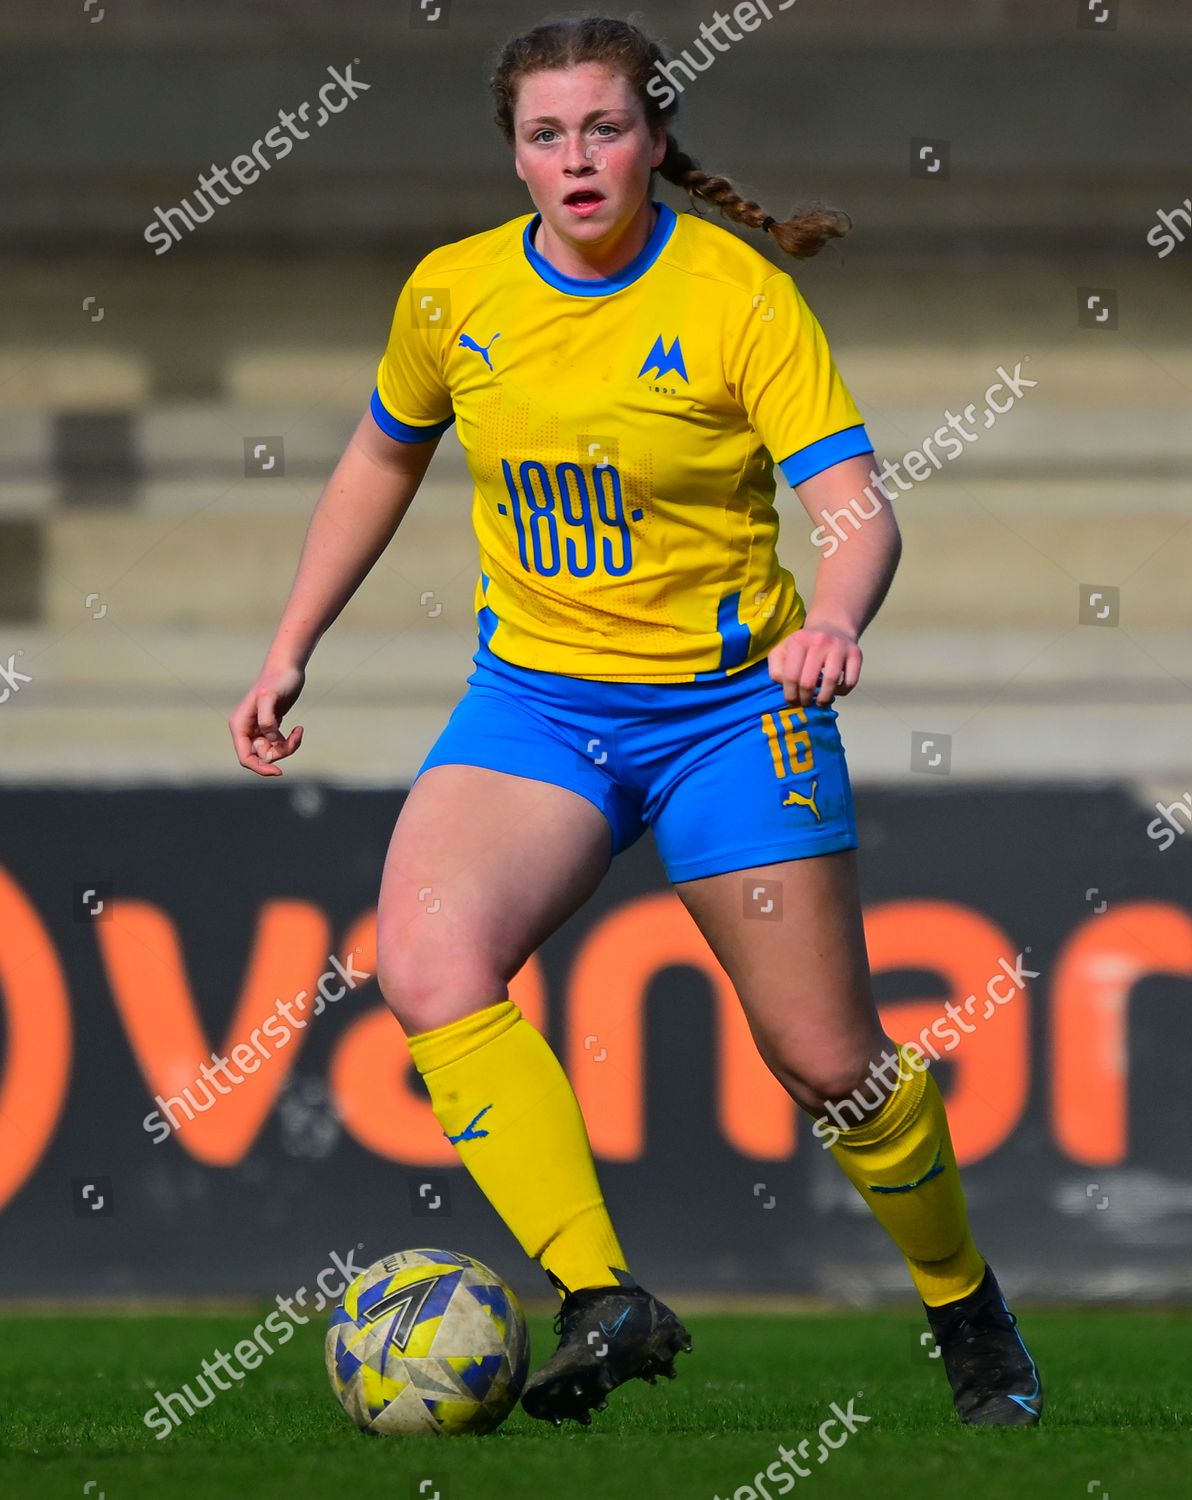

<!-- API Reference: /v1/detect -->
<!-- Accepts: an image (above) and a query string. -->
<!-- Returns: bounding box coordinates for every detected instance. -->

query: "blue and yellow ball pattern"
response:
[325,1248,530,1435]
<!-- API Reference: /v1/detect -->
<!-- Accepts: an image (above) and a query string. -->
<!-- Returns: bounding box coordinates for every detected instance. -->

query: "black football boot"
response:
[520,1268,693,1427]
[925,1262,1043,1426]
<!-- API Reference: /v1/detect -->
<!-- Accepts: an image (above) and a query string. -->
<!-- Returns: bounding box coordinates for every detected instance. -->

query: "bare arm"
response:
[266,410,442,671]
[768,451,902,708]
[228,408,442,775]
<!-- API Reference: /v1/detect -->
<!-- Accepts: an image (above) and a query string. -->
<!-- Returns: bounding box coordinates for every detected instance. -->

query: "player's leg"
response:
[672,848,1041,1424]
[380,760,692,1426]
[378,761,611,1033]
[647,667,984,1298]
[672,847,984,1296]
[377,762,627,1296]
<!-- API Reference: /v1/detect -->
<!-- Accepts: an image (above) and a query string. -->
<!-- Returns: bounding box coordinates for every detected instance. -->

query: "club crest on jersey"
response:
[459,331,501,370]
[637,334,688,383]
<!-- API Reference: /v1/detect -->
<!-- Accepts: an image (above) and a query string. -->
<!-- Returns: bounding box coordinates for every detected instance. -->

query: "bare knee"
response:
[376,942,508,1035]
[766,1037,900,1119]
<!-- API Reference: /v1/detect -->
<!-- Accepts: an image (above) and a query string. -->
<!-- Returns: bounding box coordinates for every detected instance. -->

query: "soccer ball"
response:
[325,1248,531,1435]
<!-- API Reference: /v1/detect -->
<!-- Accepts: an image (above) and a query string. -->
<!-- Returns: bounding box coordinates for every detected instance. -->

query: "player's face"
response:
[512,63,667,245]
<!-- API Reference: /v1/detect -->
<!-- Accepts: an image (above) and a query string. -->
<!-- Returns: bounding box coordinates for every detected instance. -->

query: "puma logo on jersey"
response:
[459,332,501,369]
[637,334,688,383]
[781,778,822,821]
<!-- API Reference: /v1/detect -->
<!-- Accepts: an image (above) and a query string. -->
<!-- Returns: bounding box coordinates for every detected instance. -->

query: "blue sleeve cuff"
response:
[370,387,455,443]
[778,423,874,487]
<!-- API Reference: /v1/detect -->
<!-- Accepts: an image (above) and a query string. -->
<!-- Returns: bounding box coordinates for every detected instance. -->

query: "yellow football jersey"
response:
[372,199,873,682]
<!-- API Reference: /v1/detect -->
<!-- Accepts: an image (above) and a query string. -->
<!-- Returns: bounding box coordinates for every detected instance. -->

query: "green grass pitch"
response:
[1,1306,1188,1499]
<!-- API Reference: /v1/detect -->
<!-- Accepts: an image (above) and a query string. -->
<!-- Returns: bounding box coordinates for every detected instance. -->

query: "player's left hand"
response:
[768,622,862,708]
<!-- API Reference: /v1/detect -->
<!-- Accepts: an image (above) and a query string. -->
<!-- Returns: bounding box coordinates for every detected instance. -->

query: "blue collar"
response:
[522,199,677,297]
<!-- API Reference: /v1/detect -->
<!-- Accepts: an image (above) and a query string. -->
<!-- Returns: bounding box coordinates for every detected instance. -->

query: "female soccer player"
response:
[229,15,1042,1431]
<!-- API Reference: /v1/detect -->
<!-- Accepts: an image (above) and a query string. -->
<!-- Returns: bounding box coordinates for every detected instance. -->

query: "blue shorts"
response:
[413,640,858,883]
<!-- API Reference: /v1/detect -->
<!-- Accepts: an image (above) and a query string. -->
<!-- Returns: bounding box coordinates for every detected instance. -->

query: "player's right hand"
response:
[228,661,306,777]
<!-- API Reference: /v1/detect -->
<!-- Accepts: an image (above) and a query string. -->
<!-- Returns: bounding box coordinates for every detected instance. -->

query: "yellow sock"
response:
[827,1043,986,1306]
[406,998,629,1298]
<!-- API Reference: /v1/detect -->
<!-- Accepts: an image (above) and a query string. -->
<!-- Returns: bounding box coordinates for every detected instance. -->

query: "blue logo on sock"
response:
[444,1104,493,1144]
[868,1143,945,1194]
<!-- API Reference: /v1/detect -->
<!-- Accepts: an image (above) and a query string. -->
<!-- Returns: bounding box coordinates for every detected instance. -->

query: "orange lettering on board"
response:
[328,910,547,1164]
[1052,902,1192,1165]
[98,900,331,1165]
[865,901,1029,1166]
[0,867,72,1212]
[567,891,795,1161]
